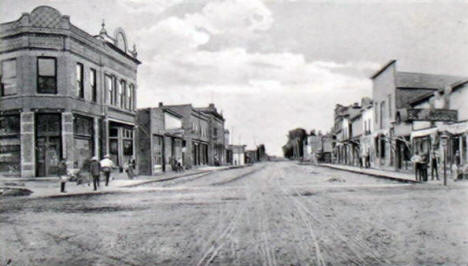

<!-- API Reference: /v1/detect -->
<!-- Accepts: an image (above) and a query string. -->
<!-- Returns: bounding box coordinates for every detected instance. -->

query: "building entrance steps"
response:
[318,163,454,184]
[0,164,246,199]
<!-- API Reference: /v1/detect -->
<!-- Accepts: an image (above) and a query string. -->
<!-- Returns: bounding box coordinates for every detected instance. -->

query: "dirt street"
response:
[1,161,467,265]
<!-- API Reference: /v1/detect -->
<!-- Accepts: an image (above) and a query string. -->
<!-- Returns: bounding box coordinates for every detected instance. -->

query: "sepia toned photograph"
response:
[0,0,467,265]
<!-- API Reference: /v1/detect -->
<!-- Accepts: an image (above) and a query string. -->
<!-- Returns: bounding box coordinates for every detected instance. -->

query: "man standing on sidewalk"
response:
[431,149,439,180]
[89,157,101,191]
[100,155,115,186]
[411,152,422,182]
[57,158,68,193]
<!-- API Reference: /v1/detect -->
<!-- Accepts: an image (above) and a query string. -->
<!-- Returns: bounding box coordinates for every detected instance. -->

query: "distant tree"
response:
[284,128,307,159]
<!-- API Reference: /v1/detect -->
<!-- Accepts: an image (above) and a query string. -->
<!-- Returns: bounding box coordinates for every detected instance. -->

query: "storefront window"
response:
[0,115,20,175]
[123,139,133,156]
[109,128,118,137]
[74,115,93,137]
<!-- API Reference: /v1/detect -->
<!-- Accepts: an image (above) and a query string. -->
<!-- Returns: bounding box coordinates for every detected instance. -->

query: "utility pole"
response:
[441,133,448,186]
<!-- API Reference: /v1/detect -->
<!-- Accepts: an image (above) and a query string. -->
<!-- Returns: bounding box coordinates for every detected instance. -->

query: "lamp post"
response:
[440,133,449,186]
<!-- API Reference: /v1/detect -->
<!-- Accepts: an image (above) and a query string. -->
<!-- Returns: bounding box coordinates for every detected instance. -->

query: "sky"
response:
[2,0,468,156]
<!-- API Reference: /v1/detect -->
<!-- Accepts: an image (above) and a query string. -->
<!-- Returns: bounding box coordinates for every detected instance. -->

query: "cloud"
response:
[138,17,210,56]
[134,0,273,57]
[142,47,376,92]
[186,0,273,34]
[118,0,183,14]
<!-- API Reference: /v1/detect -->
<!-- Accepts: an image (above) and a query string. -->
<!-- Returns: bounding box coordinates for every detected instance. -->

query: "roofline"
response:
[163,104,192,108]
[1,6,141,65]
[444,79,468,93]
[397,87,439,90]
[370,59,396,79]
[104,42,141,65]
[162,108,183,119]
[350,114,362,121]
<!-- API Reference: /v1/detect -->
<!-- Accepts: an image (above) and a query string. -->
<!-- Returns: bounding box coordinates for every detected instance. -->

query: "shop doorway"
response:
[152,135,164,172]
[35,114,61,177]
[36,136,61,176]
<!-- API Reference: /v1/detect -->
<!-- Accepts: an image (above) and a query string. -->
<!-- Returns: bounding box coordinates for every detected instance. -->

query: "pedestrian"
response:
[100,155,115,186]
[170,156,177,171]
[89,156,101,191]
[411,152,422,182]
[366,150,371,168]
[57,158,68,193]
[455,150,461,166]
[431,149,439,180]
[125,157,135,179]
[421,153,429,182]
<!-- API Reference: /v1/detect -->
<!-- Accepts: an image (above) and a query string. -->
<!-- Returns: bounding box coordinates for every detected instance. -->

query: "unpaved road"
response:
[1,161,468,265]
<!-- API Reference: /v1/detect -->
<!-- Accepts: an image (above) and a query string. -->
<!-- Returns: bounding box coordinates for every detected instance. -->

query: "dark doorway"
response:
[35,113,62,177]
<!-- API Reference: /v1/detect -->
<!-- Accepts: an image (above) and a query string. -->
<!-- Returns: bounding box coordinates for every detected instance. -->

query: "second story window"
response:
[380,101,385,129]
[126,84,131,110]
[105,74,116,105]
[120,80,126,109]
[0,59,17,96]
[374,103,378,126]
[37,57,57,94]
[129,84,135,111]
[388,95,392,118]
[90,68,97,102]
[76,63,84,98]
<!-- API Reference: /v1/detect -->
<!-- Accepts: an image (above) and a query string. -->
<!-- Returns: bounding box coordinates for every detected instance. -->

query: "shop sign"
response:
[407,109,457,122]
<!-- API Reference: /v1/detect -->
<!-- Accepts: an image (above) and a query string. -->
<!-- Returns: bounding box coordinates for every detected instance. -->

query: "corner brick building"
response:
[0,6,140,177]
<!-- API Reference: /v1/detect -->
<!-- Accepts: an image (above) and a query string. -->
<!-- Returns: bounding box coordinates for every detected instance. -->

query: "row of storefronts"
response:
[330,60,468,174]
[0,6,249,178]
[136,103,227,175]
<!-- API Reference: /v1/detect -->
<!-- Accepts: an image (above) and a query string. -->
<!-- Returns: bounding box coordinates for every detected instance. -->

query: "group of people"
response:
[169,156,184,172]
[411,149,442,182]
[359,149,371,169]
[57,155,136,193]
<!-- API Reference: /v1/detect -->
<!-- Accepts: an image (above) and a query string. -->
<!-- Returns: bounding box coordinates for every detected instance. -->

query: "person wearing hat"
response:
[100,155,115,186]
[89,156,101,191]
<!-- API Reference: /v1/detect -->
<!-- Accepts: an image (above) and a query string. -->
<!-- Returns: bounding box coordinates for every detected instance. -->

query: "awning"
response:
[372,129,389,138]
[438,121,468,135]
[164,128,184,138]
[410,127,438,140]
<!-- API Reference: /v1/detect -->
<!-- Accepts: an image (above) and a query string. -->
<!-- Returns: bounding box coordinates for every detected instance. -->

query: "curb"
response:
[1,165,250,200]
[121,164,248,188]
[317,164,419,184]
